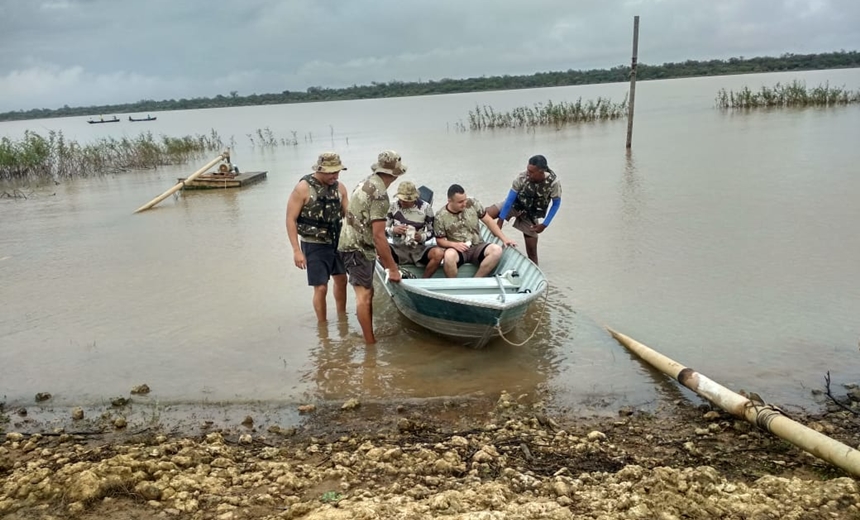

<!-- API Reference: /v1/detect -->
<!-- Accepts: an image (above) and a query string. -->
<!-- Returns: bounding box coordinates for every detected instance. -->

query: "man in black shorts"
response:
[433,184,516,278]
[286,152,350,322]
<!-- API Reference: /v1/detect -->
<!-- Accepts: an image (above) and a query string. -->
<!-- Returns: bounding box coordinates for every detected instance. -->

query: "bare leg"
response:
[332,274,347,314]
[475,244,503,277]
[524,235,539,265]
[354,285,376,344]
[422,247,445,278]
[312,284,328,322]
[442,248,460,278]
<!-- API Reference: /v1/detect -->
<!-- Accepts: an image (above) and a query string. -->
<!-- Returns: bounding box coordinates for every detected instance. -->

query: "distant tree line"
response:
[1,51,858,122]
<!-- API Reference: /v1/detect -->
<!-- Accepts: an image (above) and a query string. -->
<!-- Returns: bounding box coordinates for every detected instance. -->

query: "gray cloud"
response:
[0,0,857,112]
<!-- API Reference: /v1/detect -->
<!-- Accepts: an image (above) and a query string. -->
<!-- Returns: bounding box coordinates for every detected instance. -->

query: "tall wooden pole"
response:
[625,15,640,149]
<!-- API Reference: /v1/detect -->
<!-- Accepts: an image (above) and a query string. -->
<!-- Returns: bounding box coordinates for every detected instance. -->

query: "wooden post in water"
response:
[134,150,230,213]
[625,15,640,149]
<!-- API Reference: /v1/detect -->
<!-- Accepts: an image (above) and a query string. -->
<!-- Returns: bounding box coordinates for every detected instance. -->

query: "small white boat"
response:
[375,225,548,348]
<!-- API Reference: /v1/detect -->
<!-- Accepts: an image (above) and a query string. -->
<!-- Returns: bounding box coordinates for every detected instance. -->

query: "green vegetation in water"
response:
[247,127,315,149]
[716,80,860,109]
[462,97,627,131]
[1,50,857,122]
[0,129,225,182]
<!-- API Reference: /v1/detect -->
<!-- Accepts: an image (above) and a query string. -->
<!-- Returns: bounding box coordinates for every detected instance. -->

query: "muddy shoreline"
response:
[2,390,859,519]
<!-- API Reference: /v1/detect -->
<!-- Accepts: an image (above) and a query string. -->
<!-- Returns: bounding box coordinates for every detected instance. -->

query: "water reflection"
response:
[619,150,645,263]
[302,292,564,403]
[305,317,359,400]
[179,184,243,223]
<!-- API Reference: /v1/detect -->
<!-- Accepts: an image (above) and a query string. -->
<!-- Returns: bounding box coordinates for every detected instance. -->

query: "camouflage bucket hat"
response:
[313,152,347,173]
[371,150,407,176]
[395,181,420,202]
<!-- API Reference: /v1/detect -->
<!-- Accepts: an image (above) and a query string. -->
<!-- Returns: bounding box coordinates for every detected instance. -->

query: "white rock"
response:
[586,431,606,442]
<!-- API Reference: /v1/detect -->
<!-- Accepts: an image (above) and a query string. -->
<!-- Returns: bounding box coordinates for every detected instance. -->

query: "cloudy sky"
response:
[0,0,856,112]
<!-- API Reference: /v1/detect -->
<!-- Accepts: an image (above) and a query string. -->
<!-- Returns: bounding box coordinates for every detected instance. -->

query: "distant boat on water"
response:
[87,116,120,124]
[129,115,157,122]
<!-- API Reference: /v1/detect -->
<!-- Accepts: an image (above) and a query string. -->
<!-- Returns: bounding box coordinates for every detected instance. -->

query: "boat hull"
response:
[385,286,534,347]
[375,225,546,348]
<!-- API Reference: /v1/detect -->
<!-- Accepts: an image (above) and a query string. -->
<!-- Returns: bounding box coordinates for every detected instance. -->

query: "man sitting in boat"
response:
[386,181,445,277]
[434,184,516,278]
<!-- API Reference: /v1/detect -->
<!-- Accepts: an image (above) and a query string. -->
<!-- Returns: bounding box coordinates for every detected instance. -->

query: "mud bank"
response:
[1,391,859,519]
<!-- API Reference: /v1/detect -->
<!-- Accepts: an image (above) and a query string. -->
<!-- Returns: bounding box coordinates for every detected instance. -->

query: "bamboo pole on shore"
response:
[607,327,860,477]
[625,15,639,149]
[134,150,230,213]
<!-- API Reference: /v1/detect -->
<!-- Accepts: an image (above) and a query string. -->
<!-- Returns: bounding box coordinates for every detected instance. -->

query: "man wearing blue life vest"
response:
[487,154,562,265]
[286,152,350,322]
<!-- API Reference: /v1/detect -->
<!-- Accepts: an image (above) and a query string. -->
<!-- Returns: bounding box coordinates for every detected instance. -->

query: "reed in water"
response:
[461,96,628,131]
[246,128,317,149]
[716,80,860,109]
[0,129,224,182]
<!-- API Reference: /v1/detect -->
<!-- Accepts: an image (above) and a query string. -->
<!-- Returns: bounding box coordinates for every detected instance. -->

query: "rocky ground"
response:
[1,390,859,520]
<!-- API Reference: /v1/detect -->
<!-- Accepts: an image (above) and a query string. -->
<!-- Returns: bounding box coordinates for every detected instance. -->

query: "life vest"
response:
[297,174,342,244]
[512,171,557,220]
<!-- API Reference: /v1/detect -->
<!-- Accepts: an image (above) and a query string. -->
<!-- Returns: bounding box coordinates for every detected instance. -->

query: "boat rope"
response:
[494,280,550,347]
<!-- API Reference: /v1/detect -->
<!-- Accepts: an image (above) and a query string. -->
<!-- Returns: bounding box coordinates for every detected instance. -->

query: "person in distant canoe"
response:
[286,152,350,322]
[486,154,561,265]
[338,150,405,344]
[386,181,445,277]
[434,184,516,278]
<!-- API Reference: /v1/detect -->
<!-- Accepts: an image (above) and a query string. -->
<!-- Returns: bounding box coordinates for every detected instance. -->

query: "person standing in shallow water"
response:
[486,154,562,265]
[338,150,405,344]
[285,152,350,322]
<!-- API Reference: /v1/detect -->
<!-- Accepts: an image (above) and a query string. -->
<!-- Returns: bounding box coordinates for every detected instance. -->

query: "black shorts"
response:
[456,242,492,266]
[301,241,345,286]
[340,250,375,289]
[390,244,433,266]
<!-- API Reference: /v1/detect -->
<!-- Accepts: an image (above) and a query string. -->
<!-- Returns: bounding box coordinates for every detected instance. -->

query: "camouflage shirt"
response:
[386,199,434,245]
[434,198,486,245]
[511,170,562,221]
[338,173,391,260]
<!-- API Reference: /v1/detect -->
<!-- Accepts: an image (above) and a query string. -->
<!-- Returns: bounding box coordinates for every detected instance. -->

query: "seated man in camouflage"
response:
[433,184,516,278]
[386,181,445,278]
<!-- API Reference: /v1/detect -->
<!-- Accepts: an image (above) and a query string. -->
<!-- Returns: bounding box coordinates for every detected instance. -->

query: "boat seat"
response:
[407,276,521,291]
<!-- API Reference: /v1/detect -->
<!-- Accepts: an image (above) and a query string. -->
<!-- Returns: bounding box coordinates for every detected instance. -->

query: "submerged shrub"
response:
[0,129,224,182]
[716,80,860,109]
[461,95,628,131]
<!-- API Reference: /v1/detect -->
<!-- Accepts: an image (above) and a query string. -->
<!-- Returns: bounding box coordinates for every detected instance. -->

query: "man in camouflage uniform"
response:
[338,150,405,344]
[286,152,350,322]
[487,154,562,265]
[434,184,516,278]
[386,181,445,277]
